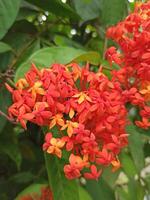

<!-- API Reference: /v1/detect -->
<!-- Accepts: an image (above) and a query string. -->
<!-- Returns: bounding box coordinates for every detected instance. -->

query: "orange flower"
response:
[69,108,75,119]
[111,158,121,172]
[69,154,89,169]
[135,117,150,129]
[61,120,79,137]
[47,137,65,158]
[140,82,150,101]
[34,102,48,110]
[49,114,64,129]
[16,78,28,90]
[73,92,92,104]
[28,81,45,100]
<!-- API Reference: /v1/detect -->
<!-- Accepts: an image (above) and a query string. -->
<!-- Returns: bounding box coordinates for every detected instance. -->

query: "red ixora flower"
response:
[7,61,128,180]
[105,1,150,130]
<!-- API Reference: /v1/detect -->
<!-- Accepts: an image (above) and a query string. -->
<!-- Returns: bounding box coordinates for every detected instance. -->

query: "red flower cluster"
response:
[106,1,150,129]
[7,62,128,180]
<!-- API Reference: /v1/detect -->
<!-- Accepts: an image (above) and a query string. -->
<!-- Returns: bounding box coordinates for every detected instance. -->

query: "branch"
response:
[0,110,17,124]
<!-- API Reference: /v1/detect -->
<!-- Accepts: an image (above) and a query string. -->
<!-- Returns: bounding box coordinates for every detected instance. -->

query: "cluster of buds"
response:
[6,62,128,180]
[106,1,150,129]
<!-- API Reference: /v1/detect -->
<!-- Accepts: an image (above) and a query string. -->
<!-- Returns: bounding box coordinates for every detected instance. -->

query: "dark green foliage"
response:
[0,0,149,199]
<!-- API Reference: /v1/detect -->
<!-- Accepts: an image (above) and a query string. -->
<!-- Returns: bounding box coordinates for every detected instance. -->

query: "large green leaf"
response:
[86,178,115,200]
[14,38,40,68]
[120,153,137,178]
[100,0,127,27]
[79,187,92,200]
[0,0,21,39]
[0,32,37,71]
[16,7,38,21]
[128,179,145,200]
[0,138,22,170]
[15,46,101,81]
[0,42,12,53]
[73,0,127,25]
[0,123,22,170]
[26,0,80,20]
[44,153,79,200]
[116,187,130,200]
[126,125,145,172]
[102,166,119,189]
[54,35,84,49]
[73,0,102,21]
[0,142,22,170]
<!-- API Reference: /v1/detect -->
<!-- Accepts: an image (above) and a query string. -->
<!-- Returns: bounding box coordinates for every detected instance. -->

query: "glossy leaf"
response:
[86,178,115,200]
[79,187,92,200]
[73,0,101,21]
[100,0,127,27]
[44,153,79,200]
[0,123,22,170]
[17,7,38,21]
[54,35,84,49]
[0,42,12,53]
[0,0,21,39]
[15,47,101,81]
[120,153,137,178]
[102,166,119,189]
[116,187,130,200]
[73,0,127,26]
[128,179,145,200]
[126,125,145,172]
[0,143,22,170]
[14,38,40,68]
[26,0,80,20]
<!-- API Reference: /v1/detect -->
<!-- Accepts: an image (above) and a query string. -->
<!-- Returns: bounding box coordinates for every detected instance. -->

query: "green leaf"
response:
[0,88,11,133]
[14,38,40,68]
[44,153,79,200]
[79,187,92,200]
[73,0,102,21]
[86,178,115,200]
[9,172,35,184]
[15,183,47,199]
[116,187,130,200]
[0,42,12,53]
[128,179,145,200]
[54,35,84,49]
[73,0,127,26]
[134,126,150,137]
[102,166,119,189]
[26,0,80,20]
[100,0,127,27]
[120,153,137,178]
[126,125,145,172]
[0,32,35,71]
[16,7,38,21]
[0,0,21,39]
[0,122,22,169]
[15,47,101,81]
[0,143,22,170]
[145,175,150,193]
[12,20,37,35]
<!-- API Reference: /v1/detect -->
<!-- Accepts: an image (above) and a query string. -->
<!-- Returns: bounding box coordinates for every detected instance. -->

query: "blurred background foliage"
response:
[0,0,150,199]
